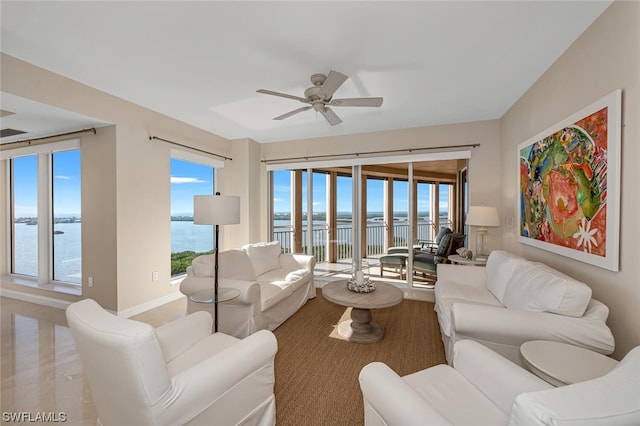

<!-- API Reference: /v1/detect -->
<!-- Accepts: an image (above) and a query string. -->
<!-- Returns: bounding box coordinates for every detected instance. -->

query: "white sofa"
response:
[435,250,615,366]
[180,241,316,338]
[359,339,640,426]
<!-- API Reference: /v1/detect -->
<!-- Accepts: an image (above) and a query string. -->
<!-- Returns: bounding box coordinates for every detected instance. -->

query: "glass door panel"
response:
[271,170,293,252]
[365,178,385,257]
[335,174,353,263]
[392,179,409,248]
[416,181,434,244]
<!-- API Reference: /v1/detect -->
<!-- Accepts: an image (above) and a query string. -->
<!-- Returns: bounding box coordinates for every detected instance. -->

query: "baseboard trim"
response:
[117,291,185,318]
[0,288,73,310]
[1,287,185,317]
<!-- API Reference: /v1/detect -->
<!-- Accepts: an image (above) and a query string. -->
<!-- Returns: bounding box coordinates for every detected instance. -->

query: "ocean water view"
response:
[13,211,450,281]
[13,222,82,284]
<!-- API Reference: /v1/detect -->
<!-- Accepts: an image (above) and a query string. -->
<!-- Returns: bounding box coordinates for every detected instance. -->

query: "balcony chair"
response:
[359,339,640,426]
[413,230,465,280]
[66,299,278,426]
[419,226,454,253]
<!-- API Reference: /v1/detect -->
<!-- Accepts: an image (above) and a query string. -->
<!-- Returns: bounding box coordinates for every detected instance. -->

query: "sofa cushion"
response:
[245,241,282,276]
[485,251,525,303]
[503,262,592,317]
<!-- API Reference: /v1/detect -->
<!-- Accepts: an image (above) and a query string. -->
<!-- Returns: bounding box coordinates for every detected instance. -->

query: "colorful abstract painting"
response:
[518,90,621,271]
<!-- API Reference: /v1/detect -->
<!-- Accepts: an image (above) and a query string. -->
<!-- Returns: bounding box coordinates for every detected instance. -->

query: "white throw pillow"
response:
[485,251,525,303]
[245,241,282,277]
[503,262,592,317]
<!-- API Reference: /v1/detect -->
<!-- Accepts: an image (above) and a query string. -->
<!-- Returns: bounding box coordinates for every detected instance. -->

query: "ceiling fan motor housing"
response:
[310,73,327,86]
[304,86,326,102]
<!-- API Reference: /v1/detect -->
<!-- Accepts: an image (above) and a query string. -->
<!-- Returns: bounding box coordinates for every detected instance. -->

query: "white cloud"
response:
[55,175,71,180]
[171,176,207,184]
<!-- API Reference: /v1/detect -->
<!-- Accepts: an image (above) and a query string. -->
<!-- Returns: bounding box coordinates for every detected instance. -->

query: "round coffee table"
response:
[322,281,403,343]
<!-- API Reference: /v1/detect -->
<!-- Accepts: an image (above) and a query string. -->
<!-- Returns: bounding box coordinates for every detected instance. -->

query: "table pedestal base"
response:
[336,307,384,343]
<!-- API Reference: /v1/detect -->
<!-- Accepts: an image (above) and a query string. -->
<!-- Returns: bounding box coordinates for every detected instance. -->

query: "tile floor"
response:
[0,296,186,425]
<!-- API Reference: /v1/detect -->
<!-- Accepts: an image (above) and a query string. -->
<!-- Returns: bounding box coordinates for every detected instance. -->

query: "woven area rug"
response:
[273,288,446,425]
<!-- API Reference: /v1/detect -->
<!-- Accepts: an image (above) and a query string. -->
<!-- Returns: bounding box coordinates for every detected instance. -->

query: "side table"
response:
[520,340,618,386]
[190,287,241,304]
[190,287,241,332]
[447,254,487,266]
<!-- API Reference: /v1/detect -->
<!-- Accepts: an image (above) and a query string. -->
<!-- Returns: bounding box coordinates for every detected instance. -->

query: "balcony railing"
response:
[274,220,453,262]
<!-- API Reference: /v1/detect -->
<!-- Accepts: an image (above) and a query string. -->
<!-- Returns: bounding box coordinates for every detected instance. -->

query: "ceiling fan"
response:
[257,70,383,126]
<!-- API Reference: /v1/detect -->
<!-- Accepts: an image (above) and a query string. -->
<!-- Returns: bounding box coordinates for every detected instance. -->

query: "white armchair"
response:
[66,299,278,426]
[359,340,640,425]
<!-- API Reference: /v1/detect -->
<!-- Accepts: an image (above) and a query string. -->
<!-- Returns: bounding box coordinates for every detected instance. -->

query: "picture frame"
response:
[517,89,621,271]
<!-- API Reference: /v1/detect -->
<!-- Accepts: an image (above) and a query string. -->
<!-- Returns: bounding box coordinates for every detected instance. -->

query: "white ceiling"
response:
[0,1,612,144]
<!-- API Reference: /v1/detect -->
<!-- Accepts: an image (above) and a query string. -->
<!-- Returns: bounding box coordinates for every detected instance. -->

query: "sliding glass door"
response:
[268,154,469,289]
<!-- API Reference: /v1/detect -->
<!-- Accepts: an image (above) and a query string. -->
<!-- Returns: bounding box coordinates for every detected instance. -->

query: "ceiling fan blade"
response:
[330,97,384,107]
[273,106,312,120]
[257,89,309,104]
[320,107,342,126]
[320,70,348,99]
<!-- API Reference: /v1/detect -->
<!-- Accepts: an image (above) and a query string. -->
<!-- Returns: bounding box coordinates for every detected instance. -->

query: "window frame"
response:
[2,139,82,292]
[169,149,223,280]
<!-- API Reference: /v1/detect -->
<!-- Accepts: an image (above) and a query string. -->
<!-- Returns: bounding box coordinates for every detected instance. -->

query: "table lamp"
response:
[465,206,500,261]
[194,192,240,332]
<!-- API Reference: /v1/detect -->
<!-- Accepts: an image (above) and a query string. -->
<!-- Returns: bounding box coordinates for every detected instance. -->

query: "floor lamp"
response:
[194,193,240,332]
[465,206,500,261]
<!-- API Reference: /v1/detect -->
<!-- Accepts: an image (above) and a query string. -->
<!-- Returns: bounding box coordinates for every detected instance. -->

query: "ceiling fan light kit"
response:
[257,70,383,126]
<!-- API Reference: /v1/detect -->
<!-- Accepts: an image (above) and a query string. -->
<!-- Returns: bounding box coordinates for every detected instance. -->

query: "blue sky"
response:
[170,159,214,215]
[13,150,82,217]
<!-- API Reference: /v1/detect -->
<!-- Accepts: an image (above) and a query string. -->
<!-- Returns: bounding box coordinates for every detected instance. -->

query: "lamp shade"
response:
[193,194,240,225]
[465,206,500,228]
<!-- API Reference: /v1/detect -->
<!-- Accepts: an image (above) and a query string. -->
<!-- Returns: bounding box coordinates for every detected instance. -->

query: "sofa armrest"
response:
[156,311,212,363]
[281,253,316,272]
[163,330,278,426]
[217,278,261,305]
[453,340,553,414]
[436,264,487,288]
[359,362,451,426]
[451,303,615,354]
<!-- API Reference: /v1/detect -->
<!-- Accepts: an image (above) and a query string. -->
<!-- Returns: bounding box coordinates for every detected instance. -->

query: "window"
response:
[52,150,82,283]
[170,157,215,276]
[5,140,82,287]
[11,156,38,277]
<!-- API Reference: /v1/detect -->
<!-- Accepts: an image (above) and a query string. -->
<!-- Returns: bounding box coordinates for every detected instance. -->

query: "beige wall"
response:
[500,0,640,359]
[1,53,232,312]
[224,138,263,248]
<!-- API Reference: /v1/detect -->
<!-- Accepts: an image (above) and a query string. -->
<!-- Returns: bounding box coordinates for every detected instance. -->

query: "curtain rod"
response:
[149,136,232,161]
[1,128,96,148]
[261,143,480,164]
